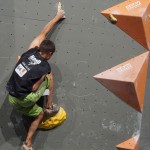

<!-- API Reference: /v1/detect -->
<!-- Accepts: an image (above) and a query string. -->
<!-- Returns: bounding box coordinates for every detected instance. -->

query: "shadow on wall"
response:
[0,76,25,146]
[0,96,26,144]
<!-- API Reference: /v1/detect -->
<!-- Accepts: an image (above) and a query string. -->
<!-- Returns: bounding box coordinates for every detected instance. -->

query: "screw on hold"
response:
[109,14,117,24]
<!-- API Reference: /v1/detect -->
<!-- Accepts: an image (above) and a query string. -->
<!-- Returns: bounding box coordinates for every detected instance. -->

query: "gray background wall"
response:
[0,0,149,149]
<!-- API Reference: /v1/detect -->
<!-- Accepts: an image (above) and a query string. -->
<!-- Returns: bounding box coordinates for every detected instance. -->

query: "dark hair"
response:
[39,40,55,54]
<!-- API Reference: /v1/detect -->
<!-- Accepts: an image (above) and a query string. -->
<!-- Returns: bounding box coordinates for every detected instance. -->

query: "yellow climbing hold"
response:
[109,14,117,24]
[38,107,66,129]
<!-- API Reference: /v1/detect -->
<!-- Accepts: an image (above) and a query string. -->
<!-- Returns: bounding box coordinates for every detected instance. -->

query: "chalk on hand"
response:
[58,2,62,11]
[57,2,66,19]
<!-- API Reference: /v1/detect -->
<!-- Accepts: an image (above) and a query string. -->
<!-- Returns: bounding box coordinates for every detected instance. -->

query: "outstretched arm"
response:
[28,9,65,50]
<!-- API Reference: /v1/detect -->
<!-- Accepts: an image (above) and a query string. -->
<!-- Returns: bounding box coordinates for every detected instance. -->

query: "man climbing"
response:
[6,5,65,150]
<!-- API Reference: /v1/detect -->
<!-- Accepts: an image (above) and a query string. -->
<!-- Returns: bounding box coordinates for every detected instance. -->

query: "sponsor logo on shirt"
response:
[22,62,30,71]
[28,55,41,65]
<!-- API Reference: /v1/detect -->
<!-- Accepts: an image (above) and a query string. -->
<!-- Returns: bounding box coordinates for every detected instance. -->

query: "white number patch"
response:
[15,64,27,77]
[116,63,132,73]
[125,1,141,11]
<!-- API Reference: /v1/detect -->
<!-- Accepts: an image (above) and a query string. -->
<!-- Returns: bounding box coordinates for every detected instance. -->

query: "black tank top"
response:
[6,48,51,99]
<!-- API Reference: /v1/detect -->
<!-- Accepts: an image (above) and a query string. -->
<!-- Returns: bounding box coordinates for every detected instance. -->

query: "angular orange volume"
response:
[101,0,150,50]
[93,52,149,112]
[116,135,139,150]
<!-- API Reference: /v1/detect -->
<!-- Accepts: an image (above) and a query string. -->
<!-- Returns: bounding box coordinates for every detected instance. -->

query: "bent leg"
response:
[8,76,51,148]
[24,76,51,147]
[8,94,43,117]
[25,111,44,147]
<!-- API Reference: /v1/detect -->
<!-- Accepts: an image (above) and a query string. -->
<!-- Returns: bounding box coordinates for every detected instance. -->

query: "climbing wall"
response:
[0,0,149,149]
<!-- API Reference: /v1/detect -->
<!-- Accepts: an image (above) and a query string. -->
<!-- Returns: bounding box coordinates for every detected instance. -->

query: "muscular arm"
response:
[32,73,54,109]
[46,73,54,108]
[30,9,65,91]
[28,9,65,50]
[32,75,46,92]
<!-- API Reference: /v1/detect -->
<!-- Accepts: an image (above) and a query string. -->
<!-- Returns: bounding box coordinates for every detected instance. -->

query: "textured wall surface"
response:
[0,0,149,150]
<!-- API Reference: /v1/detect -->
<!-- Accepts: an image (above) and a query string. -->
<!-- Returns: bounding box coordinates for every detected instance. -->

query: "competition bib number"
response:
[15,64,27,77]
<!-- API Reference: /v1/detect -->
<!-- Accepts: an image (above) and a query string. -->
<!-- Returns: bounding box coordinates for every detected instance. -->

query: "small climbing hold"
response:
[109,14,117,24]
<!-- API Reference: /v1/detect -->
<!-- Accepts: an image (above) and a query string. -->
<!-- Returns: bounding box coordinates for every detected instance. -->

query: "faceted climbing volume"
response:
[94,52,149,112]
[116,135,139,150]
[101,0,150,50]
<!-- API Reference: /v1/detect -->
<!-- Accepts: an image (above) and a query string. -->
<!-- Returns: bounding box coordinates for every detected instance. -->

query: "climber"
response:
[6,5,65,150]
